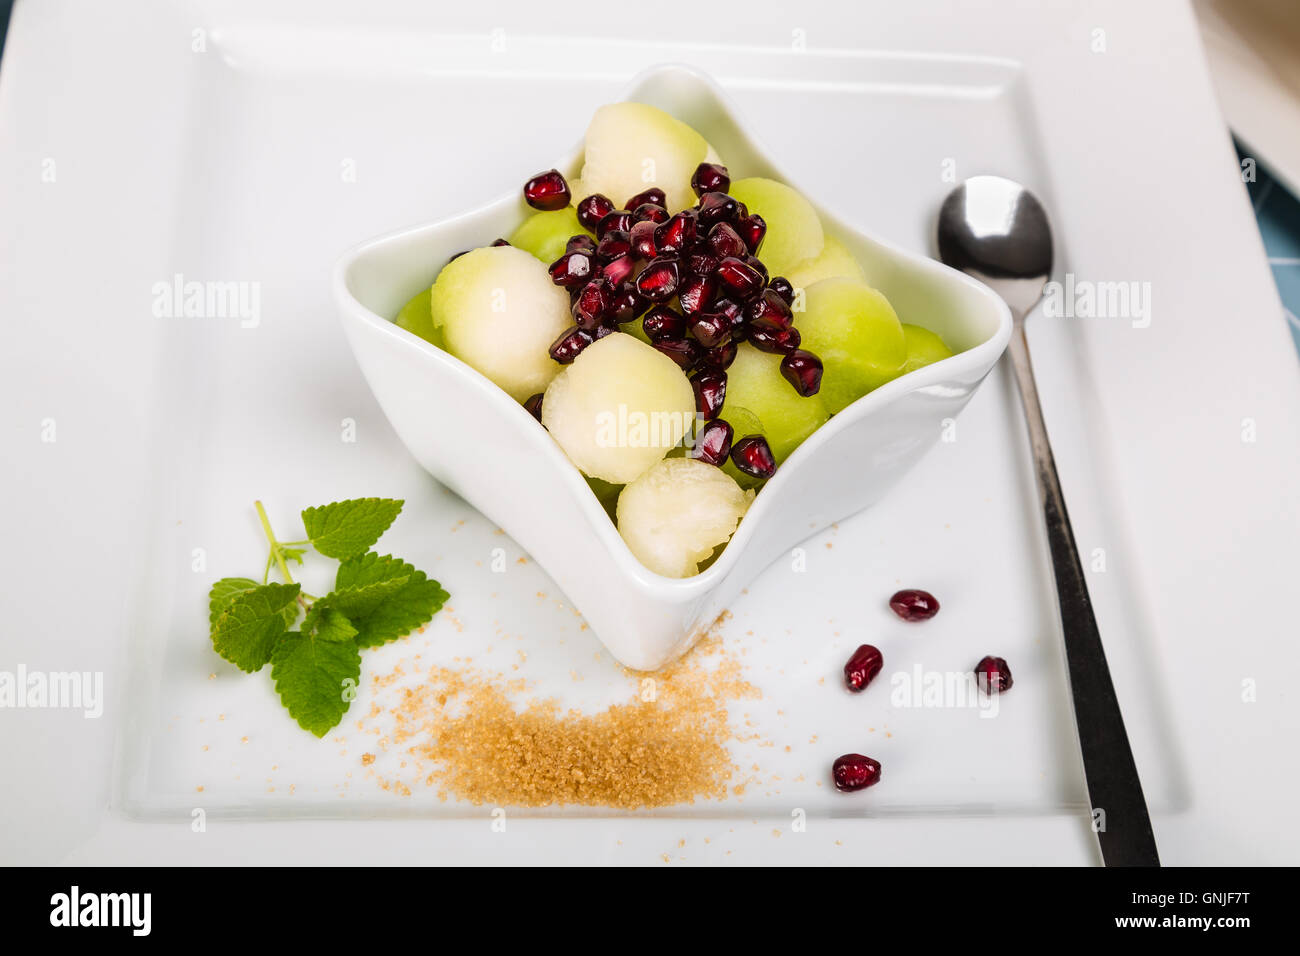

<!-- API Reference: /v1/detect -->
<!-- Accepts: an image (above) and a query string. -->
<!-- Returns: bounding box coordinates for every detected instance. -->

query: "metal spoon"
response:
[937,175,1159,867]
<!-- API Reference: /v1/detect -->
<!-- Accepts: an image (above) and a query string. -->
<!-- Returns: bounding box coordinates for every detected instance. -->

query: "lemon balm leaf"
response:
[211,582,301,673]
[333,552,448,648]
[270,613,362,737]
[301,498,404,559]
[209,577,260,625]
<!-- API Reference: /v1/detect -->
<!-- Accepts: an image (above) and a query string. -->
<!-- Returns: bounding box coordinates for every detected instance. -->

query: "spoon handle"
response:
[1006,323,1160,867]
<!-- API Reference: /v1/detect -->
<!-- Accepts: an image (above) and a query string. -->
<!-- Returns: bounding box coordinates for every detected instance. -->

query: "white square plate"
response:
[1,0,1297,865]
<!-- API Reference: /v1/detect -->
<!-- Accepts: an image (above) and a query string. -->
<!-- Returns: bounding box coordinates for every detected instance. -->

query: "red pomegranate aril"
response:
[576,193,615,232]
[687,248,721,276]
[447,250,469,264]
[691,368,727,420]
[597,210,634,239]
[601,254,636,287]
[975,656,1013,694]
[730,434,777,479]
[549,250,595,288]
[832,754,882,792]
[715,256,765,299]
[707,221,748,260]
[625,186,666,210]
[633,202,669,224]
[654,210,698,255]
[749,324,801,355]
[696,191,740,228]
[889,589,940,622]
[691,162,731,196]
[591,323,616,340]
[523,169,570,211]
[629,220,658,260]
[549,326,594,363]
[767,276,795,305]
[523,393,544,421]
[596,230,631,261]
[780,349,823,397]
[745,288,794,331]
[652,336,701,371]
[678,274,718,316]
[692,418,733,466]
[709,297,745,337]
[635,256,681,302]
[642,304,687,341]
[565,234,597,256]
[700,341,738,369]
[572,277,615,330]
[736,213,767,254]
[745,255,769,282]
[490,238,511,247]
[843,644,884,692]
[607,285,649,324]
[689,311,732,349]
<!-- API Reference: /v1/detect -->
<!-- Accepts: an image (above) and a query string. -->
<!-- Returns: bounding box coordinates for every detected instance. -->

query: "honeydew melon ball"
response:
[542,332,695,484]
[719,343,829,463]
[718,405,766,490]
[393,286,444,348]
[576,102,711,214]
[430,245,571,402]
[785,235,865,291]
[900,323,954,374]
[510,207,587,264]
[797,278,907,414]
[616,457,752,578]
[727,177,824,277]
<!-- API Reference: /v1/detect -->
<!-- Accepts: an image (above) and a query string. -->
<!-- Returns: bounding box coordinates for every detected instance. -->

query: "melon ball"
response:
[727,177,824,277]
[575,102,712,214]
[796,278,907,413]
[901,323,955,373]
[509,207,587,264]
[720,343,829,463]
[785,235,865,291]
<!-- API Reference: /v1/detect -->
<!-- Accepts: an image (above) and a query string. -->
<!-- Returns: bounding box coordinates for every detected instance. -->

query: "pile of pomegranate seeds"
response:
[527,163,824,483]
[888,588,941,621]
[974,655,1013,694]
[832,753,881,792]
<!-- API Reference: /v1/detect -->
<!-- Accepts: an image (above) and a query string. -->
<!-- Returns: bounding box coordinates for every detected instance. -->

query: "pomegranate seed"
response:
[491,238,511,247]
[565,234,597,256]
[691,162,731,196]
[549,326,594,363]
[601,254,635,286]
[975,656,1013,694]
[523,169,571,211]
[749,325,801,354]
[715,256,765,299]
[843,644,883,692]
[607,285,649,324]
[447,250,469,263]
[635,256,680,302]
[889,589,940,622]
[629,220,658,260]
[707,222,748,260]
[696,191,740,228]
[576,193,615,232]
[654,210,698,255]
[523,393,544,421]
[745,288,794,331]
[700,341,738,369]
[735,213,766,254]
[832,754,881,792]
[633,202,669,224]
[780,349,823,397]
[652,336,701,371]
[642,304,687,341]
[730,435,776,479]
[625,187,666,210]
[548,250,595,288]
[689,311,732,349]
[591,323,616,340]
[678,274,717,316]
[767,276,795,305]
[572,277,615,330]
[709,298,745,339]
[692,418,733,466]
[597,210,633,239]
[745,255,769,282]
[691,368,727,420]
[597,230,631,261]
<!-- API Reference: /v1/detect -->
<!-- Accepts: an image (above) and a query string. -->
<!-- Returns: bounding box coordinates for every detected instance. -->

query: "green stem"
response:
[255,500,294,586]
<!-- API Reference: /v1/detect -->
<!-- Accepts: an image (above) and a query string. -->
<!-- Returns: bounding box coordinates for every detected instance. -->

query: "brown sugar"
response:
[365,623,759,809]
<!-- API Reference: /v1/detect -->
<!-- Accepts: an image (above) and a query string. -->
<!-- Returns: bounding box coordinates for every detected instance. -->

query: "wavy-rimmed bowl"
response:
[332,64,1012,670]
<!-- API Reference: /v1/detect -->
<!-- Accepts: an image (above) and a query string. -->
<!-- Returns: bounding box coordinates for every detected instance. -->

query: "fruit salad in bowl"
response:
[334,65,1011,670]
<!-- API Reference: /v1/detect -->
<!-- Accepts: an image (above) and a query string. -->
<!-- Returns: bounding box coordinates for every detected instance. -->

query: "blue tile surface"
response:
[1239,141,1300,357]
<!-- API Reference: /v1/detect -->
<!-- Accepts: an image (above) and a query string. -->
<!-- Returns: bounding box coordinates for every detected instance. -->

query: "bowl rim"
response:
[332,62,1013,598]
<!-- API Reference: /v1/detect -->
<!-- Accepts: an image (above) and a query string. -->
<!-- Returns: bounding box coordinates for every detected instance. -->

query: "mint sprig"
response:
[207,498,448,736]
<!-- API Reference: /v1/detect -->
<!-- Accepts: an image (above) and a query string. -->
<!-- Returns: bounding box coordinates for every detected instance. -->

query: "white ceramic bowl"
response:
[332,64,1012,671]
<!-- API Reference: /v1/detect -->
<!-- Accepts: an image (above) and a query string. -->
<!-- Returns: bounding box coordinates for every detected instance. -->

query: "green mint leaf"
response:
[301,498,404,559]
[269,614,361,737]
[330,552,448,648]
[211,582,301,673]
[209,577,260,625]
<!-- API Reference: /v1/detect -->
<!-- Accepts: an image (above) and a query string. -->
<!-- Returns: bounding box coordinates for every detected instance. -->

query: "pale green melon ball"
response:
[797,278,907,413]
[900,323,955,373]
[509,207,587,264]
[576,102,711,214]
[719,343,829,463]
[727,177,824,277]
